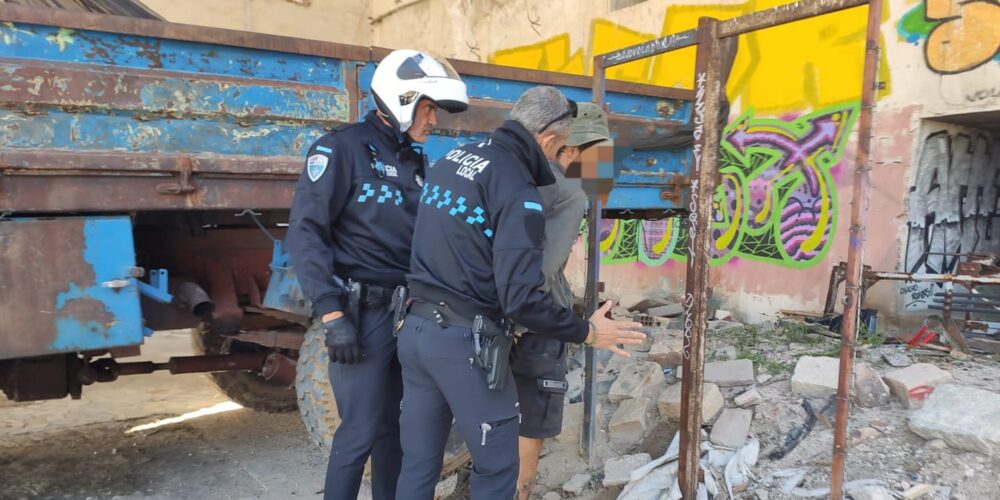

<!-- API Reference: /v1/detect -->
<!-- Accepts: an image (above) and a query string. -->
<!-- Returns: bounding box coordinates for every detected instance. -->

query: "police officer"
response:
[286,49,468,500]
[396,86,645,499]
[511,102,612,500]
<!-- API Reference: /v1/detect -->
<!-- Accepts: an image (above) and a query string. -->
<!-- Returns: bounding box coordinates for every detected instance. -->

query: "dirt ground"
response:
[0,331,332,500]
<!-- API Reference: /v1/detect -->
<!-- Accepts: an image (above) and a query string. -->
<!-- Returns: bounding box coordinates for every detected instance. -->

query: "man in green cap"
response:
[510,102,612,499]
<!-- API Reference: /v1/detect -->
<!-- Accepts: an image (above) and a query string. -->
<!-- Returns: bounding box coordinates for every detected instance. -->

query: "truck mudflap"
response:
[0,216,143,360]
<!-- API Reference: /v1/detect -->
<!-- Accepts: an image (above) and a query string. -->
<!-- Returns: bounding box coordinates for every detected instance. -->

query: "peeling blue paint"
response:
[0,23,343,87]
[51,217,142,351]
[0,109,325,156]
[136,77,349,122]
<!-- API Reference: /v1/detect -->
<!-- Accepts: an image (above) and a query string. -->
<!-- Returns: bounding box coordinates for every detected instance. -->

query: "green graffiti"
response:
[596,103,859,269]
[898,5,938,44]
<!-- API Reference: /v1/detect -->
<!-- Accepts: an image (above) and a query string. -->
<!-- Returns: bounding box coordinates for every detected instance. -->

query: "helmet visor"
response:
[396,52,462,81]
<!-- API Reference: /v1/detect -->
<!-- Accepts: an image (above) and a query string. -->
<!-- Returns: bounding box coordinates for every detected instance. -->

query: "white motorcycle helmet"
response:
[371,49,469,133]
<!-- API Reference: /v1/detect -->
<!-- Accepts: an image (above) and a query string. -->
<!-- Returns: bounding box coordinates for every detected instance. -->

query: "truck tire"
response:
[191,324,298,412]
[295,321,471,477]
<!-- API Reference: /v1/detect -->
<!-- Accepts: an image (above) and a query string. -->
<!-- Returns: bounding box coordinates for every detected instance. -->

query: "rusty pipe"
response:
[830,0,883,498]
[261,352,297,387]
[171,281,215,320]
[165,353,269,374]
[86,352,272,384]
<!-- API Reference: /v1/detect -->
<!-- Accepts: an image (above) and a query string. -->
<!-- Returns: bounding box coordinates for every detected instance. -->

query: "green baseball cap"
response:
[568,102,612,149]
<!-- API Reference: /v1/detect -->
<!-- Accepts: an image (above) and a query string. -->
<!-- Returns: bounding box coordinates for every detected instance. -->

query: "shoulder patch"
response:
[523,201,543,212]
[315,145,333,154]
[307,154,329,182]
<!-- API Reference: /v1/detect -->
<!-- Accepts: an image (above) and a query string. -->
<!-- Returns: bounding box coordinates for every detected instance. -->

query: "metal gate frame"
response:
[584,0,884,497]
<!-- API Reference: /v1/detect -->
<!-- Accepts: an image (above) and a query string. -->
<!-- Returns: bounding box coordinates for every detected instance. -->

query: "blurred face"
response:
[406,99,438,143]
[557,145,580,169]
[538,132,568,162]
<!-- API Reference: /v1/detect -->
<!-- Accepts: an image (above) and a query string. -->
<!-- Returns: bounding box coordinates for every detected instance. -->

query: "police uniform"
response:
[396,120,590,499]
[287,110,426,500]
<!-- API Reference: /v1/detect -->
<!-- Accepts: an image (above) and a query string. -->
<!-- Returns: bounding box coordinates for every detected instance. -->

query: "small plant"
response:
[858,324,889,347]
[780,321,824,345]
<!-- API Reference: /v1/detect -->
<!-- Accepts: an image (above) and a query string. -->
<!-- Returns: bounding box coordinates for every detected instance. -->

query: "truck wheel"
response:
[192,324,298,412]
[295,320,471,476]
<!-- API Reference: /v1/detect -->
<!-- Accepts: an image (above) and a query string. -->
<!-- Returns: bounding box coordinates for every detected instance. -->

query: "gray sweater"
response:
[537,160,588,309]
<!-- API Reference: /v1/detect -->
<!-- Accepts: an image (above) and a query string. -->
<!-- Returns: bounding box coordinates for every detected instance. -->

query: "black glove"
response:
[323,315,361,364]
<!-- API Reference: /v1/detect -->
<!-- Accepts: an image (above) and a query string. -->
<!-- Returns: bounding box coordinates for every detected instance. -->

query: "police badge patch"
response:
[307,154,329,182]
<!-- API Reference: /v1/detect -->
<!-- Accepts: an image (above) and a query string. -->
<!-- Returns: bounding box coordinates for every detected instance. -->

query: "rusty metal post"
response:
[830,0,882,497]
[582,54,608,463]
[678,17,724,498]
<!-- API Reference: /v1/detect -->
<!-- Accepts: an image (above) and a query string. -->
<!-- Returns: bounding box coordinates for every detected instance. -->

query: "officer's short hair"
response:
[510,86,574,138]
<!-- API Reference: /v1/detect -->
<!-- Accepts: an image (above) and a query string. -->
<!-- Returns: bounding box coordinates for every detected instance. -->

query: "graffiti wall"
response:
[489,0,880,271]
[599,103,859,268]
[490,0,890,114]
[902,126,1000,310]
[898,0,1000,75]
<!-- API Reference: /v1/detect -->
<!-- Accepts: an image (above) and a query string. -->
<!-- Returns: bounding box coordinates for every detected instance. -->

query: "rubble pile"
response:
[467,303,1000,500]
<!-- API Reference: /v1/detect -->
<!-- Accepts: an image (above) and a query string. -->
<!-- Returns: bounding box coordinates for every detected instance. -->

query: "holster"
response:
[390,285,410,334]
[345,280,362,329]
[473,315,514,391]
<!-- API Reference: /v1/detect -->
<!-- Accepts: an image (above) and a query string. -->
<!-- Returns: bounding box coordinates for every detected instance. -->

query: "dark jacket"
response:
[287,111,426,317]
[406,120,589,344]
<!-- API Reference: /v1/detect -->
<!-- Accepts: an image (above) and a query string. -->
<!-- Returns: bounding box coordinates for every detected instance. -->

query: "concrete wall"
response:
[141,0,372,45]
[139,0,1000,324]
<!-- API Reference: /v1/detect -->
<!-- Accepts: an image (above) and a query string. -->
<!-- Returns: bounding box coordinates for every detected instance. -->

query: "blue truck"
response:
[0,4,694,472]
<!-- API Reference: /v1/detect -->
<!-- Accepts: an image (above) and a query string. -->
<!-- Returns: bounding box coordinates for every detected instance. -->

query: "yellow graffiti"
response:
[925,0,1000,74]
[489,0,892,114]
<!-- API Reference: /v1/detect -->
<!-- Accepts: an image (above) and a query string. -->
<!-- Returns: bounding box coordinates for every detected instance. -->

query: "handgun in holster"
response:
[346,280,363,329]
[390,285,410,334]
[472,315,514,391]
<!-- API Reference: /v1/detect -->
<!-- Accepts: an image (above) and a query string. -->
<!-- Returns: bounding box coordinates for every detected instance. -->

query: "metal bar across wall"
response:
[590,0,876,497]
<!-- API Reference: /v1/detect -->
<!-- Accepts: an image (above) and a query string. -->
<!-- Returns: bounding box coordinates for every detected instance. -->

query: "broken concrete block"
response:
[658,382,724,422]
[648,333,684,368]
[647,304,684,317]
[884,363,954,409]
[609,397,651,444]
[714,345,738,360]
[850,486,894,500]
[882,351,913,368]
[734,388,763,407]
[542,492,561,500]
[714,309,732,321]
[791,356,840,398]
[902,484,936,499]
[603,453,652,487]
[609,361,666,403]
[909,384,1000,458]
[854,362,891,408]
[709,408,753,449]
[434,474,458,499]
[562,474,590,496]
[701,359,756,387]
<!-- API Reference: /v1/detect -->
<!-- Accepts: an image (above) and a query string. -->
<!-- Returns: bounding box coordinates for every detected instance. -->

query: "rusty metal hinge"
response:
[157,157,197,195]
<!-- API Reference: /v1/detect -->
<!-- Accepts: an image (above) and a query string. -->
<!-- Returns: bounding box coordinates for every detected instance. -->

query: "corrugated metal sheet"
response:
[1,0,162,19]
